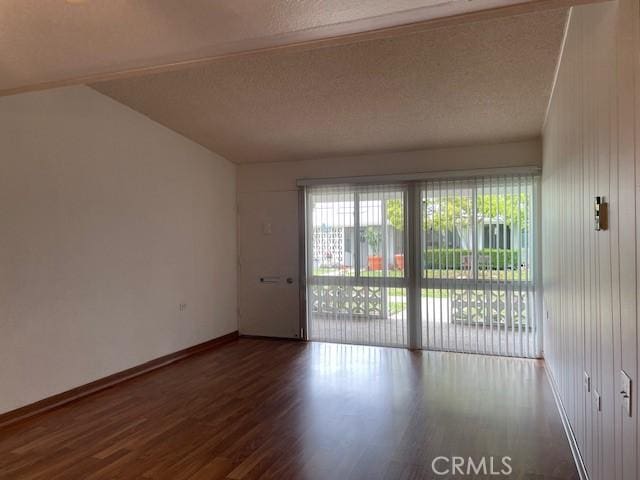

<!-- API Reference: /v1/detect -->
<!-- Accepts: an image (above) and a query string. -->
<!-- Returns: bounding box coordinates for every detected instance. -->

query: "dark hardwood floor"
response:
[0,339,578,479]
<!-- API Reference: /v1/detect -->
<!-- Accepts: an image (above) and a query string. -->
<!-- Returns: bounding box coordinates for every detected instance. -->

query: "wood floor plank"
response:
[0,339,578,479]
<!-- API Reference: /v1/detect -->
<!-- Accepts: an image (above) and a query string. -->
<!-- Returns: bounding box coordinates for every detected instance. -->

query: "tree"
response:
[423,195,473,231]
[425,193,529,232]
[386,199,404,231]
[364,226,382,255]
[385,193,530,233]
[476,193,529,230]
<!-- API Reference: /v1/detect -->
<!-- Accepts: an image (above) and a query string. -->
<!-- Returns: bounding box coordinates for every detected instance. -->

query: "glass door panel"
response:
[306,184,408,347]
[420,175,539,357]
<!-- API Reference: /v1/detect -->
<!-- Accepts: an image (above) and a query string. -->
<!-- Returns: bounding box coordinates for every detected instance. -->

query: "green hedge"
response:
[424,248,521,270]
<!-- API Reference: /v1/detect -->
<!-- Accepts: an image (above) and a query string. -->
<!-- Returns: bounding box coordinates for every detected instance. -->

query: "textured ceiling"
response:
[93,9,568,164]
[0,0,566,94]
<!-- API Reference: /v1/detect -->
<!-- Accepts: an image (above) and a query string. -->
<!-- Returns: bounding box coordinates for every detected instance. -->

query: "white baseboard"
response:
[545,363,589,480]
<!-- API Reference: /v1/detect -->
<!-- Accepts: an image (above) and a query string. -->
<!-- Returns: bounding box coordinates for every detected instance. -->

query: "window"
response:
[304,173,540,357]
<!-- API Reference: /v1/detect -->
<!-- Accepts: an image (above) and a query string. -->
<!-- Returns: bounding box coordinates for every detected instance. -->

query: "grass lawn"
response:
[388,301,407,315]
[313,267,529,282]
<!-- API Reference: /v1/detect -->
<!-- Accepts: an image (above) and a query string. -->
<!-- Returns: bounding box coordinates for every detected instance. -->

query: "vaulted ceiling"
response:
[92,8,568,163]
[1,0,575,95]
[2,1,573,163]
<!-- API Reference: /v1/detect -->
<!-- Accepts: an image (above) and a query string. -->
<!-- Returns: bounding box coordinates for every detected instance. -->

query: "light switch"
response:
[620,370,632,417]
[262,222,272,235]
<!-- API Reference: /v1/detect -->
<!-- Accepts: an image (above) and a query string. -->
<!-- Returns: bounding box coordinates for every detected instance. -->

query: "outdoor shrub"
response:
[424,248,521,270]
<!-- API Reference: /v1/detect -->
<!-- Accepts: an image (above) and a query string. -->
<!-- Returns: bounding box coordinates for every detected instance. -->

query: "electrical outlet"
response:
[620,370,632,417]
[179,303,187,312]
[584,372,591,392]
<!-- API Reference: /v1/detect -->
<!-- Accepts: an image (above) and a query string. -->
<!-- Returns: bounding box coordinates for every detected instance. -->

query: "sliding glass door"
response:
[420,176,539,357]
[304,174,540,357]
[305,184,408,347]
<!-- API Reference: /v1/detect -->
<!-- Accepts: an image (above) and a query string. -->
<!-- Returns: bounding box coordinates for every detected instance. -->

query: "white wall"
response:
[237,140,541,338]
[542,1,639,479]
[0,86,237,414]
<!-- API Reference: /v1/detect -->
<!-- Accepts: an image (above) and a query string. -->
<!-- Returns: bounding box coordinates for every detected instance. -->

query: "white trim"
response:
[543,7,573,131]
[546,363,590,480]
[296,166,541,187]
[534,176,544,354]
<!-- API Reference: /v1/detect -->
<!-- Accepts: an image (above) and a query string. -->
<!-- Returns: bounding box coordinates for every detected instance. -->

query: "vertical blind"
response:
[305,174,540,358]
[305,184,408,347]
[420,175,539,357]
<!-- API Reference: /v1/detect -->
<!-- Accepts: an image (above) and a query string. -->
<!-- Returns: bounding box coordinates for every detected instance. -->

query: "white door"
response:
[238,190,301,338]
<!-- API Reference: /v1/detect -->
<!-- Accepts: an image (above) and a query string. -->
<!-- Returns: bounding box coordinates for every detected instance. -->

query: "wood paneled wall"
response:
[542,1,639,479]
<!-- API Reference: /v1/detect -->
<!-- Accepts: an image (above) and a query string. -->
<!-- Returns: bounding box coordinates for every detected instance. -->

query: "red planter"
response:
[368,255,383,271]
[394,254,405,270]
